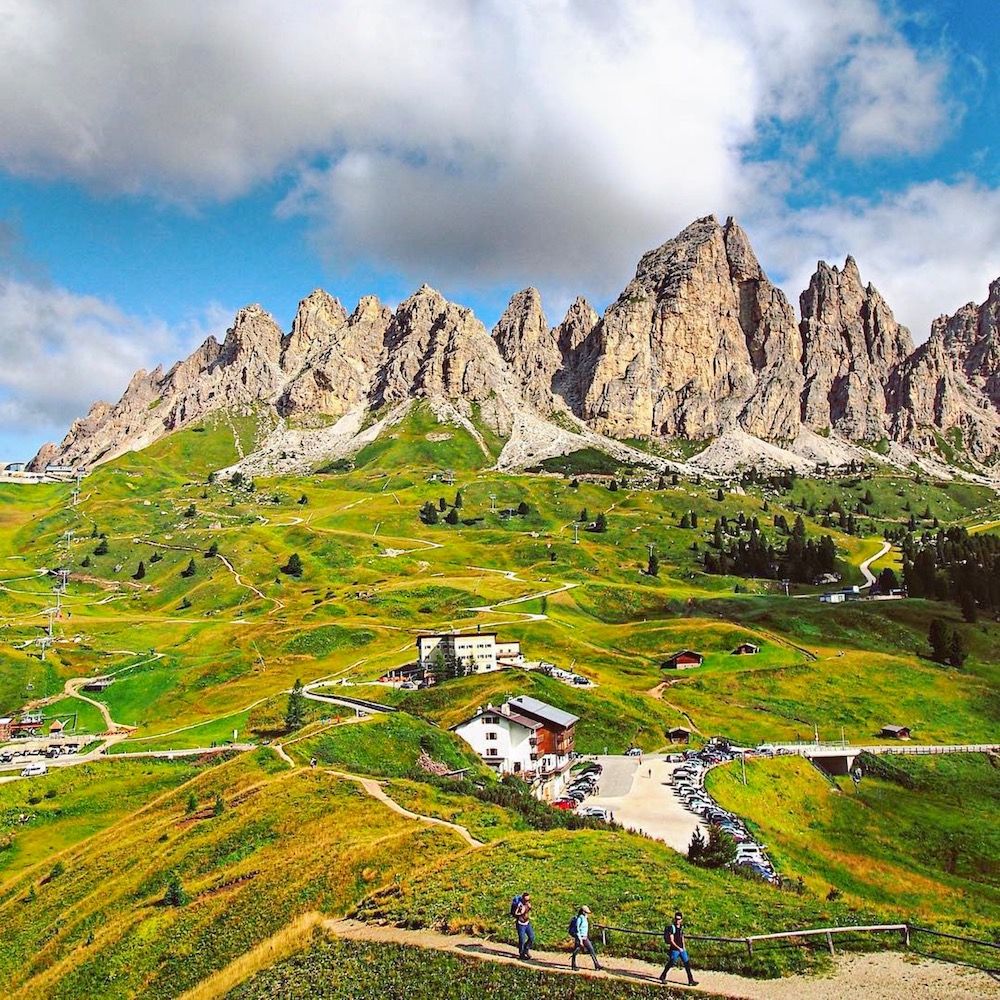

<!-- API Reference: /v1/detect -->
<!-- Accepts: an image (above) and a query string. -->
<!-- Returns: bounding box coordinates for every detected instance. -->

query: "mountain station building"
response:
[452,695,579,799]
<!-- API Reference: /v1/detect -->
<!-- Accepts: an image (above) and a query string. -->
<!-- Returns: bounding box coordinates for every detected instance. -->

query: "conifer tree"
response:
[286,678,306,731]
[928,619,949,663]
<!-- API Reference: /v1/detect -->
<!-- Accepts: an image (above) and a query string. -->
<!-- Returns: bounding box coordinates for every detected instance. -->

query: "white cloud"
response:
[752,178,1000,339]
[0,276,228,435]
[0,0,960,302]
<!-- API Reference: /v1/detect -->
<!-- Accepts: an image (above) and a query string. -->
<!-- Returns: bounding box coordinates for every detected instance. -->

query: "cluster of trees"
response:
[577,508,607,532]
[419,490,468,525]
[427,651,478,684]
[902,527,1000,619]
[703,515,837,583]
[928,619,968,667]
[678,510,698,529]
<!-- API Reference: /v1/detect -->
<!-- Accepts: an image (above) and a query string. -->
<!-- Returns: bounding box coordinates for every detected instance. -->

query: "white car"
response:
[625,747,643,757]
[578,806,609,820]
[20,762,47,777]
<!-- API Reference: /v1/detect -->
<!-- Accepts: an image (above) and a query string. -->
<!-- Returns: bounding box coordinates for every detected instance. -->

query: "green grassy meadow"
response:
[0,404,997,993]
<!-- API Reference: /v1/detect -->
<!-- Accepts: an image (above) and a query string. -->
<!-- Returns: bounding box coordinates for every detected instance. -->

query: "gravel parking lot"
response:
[581,753,706,852]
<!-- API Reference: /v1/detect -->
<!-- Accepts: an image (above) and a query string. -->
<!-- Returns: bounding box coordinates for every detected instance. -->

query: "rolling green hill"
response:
[0,406,997,995]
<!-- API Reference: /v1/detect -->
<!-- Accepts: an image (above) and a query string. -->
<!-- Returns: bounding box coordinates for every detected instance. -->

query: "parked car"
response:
[20,762,47,777]
[577,806,609,820]
[551,798,576,810]
[625,747,643,757]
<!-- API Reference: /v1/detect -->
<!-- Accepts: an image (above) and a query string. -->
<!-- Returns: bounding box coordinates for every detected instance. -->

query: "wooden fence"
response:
[597,921,999,960]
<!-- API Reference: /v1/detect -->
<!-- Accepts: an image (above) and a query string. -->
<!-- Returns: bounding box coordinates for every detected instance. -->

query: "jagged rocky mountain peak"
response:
[27,216,1000,477]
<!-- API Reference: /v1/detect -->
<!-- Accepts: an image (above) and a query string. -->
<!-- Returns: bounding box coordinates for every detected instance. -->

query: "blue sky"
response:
[0,0,998,459]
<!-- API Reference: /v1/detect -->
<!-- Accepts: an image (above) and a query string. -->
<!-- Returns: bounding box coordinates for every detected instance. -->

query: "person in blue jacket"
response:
[570,905,602,971]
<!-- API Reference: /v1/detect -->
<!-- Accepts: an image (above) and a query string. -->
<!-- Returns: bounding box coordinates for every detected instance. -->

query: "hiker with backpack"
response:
[511,891,535,960]
[660,911,698,986]
[569,905,602,971]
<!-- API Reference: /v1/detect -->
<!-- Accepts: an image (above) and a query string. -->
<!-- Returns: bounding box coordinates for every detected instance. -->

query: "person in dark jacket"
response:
[660,911,698,986]
[514,892,535,960]
[570,905,602,971]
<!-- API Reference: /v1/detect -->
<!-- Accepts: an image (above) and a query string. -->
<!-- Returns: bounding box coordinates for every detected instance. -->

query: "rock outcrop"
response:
[372,285,520,434]
[28,216,1000,475]
[799,257,913,441]
[279,293,390,418]
[581,216,802,441]
[492,288,559,409]
[891,280,1000,464]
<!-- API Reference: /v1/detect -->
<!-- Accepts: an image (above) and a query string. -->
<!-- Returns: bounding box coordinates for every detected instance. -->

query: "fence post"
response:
[825,931,835,956]
[903,925,910,948]
[601,927,607,947]
[746,938,753,957]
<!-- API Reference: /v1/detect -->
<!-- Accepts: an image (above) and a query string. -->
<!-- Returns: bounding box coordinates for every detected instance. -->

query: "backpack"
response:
[509,895,523,918]
[568,915,580,937]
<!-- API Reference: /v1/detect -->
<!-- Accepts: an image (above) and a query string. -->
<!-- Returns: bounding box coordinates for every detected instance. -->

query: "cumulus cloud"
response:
[752,178,1000,339]
[0,0,962,303]
[0,276,228,438]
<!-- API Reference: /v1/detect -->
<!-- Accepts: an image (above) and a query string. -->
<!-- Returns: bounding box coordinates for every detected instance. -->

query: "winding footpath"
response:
[323,769,483,848]
[858,539,892,589]
[321,919,995,1000]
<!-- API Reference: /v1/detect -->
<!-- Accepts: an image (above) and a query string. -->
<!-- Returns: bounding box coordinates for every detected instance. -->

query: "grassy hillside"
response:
[0,406,997,994]
[707,754,1000,934]
[353,826,867,977]
[227,937,727,1000]
[0,750,466,1000]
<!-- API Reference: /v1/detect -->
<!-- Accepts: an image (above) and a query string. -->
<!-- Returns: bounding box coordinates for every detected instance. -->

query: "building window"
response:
[485,715,499,724]
[486,731,498,740]
[486,748,499,757]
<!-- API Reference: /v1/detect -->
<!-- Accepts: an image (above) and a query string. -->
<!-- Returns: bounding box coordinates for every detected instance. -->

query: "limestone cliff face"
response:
[932,277,1000,409]
[279,294,390,418]
[891,280,1000,464]
[27,217,1000,474]
[581,215,802,440]
[799,258,913,441]
[492,288,559,409]
[280,289,349,375]
[552,296,600,411]
[29,306,285,470]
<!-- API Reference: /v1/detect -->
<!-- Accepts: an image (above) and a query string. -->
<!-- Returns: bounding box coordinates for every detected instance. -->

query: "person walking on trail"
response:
[569,905,602,971]
[513,892,535,960]
[660,911,698,986]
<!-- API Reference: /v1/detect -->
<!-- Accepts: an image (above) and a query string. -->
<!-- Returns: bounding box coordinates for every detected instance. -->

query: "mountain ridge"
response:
[30,215,1000,477]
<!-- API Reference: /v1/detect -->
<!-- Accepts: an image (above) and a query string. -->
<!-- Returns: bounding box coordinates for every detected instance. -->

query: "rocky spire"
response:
[278,294,391,418]
[799,257,913,440]
[492,288,558,409]
[371,285,522,431]
[281,289,348,374]
[552,296,600,411]
[581,215,802,440]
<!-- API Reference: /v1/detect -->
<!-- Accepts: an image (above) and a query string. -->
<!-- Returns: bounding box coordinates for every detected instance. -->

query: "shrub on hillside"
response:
[282,553,304,577]
[162,872,188,907]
